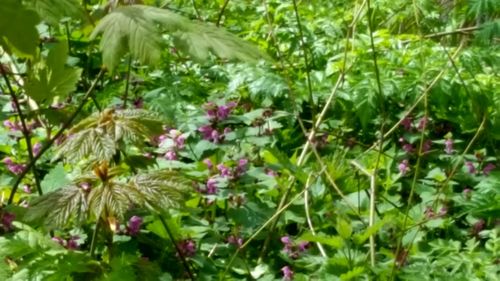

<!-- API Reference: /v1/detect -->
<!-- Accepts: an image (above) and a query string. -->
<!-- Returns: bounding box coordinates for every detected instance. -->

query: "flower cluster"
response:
[280,236,309,259]
[400,115,428,132]
[3,157,26,175]
[226,234,243,247]
[198,158,250,195]
[52,235,80,250]
[197,101,237,143]
[157,129,186,161]
[177,239,196,258]
[464,151,497,176]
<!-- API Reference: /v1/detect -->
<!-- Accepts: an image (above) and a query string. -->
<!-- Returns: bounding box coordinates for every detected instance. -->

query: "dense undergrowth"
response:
[0,0,499,280]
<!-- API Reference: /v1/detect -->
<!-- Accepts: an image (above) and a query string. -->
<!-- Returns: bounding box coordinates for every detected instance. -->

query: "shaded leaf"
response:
[0,0,40,57]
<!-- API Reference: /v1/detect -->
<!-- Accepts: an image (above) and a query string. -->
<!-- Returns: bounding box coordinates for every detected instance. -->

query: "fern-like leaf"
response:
[24,185,88,228]
[90,5,268,70]
[56,108,162,163]
[131,170,190,210]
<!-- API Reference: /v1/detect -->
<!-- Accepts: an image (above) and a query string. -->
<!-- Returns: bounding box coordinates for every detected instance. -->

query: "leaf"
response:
[300,232,344,248]
[25,42,82,104]
[25,185,88,228]
[0,0,40,57]
[336,218,353,239]
[30,0,85,25]
[90,5,267,71]
[40,163,70,193]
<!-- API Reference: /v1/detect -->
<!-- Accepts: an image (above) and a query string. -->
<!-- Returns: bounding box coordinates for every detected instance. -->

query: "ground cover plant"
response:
[0,0,499,280]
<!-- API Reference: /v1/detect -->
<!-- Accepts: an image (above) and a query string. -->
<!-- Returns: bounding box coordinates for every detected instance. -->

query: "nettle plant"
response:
[0,1,273,280]
[1,0,499,280]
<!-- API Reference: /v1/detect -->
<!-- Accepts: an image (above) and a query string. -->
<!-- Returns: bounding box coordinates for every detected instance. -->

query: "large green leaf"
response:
[0,0,40,57]
[40,163,71,193]
[30,0,85,25]
[25,42,82,104]
[90,5,267,71]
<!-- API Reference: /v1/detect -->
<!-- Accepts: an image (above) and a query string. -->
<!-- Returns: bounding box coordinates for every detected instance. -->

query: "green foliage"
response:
[25,42,82,104]
[0,0,499,280]
[90,5,268,71]
[0,0,40,57]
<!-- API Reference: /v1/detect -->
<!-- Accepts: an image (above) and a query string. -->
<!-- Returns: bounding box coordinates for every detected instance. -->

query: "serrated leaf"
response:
[30,0,85,25]
[300,232,344,248]
[336,218,353,239]
[91,5,267,71]
[25,42,82,104]
[41,163,70,193]
[0,0,40,57]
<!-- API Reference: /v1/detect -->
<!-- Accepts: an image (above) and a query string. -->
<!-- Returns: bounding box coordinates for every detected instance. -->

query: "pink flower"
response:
[227,235,243,247]
[127,216,143,236]
[465,161,476,174]
[422,140,432,153]
[217,163,232,178]
[165,150,177,160]
[23,184,31,193]
[281,266,294,281]
[444,139,453,154]
[398,160,410,175]
[401,116,412,131]
[32,142,42,156]
[417,116,428,132]
[206,178,218,194]
[203,159,213,169]
[66,236,80,250]
[52,236,65,246]
[1,212,15,230]
[177,239,196,257]
[297,241,309,252]
[483,163,496,176]
[463,188,472,199]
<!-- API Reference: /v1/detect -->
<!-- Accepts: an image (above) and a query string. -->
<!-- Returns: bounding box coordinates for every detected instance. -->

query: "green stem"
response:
[158,214,195,281]
[90,219,100,257]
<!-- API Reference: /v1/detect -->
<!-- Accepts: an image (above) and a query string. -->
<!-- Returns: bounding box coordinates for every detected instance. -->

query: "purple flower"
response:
[178,239,196,257]
[174,136,185,149]
[32,142,42,156]
[422,140,432,153]
[465,161,476,174]
[52,236,65,246]
[236,158,249,176]
[297,241,309,252]
[444,139,453,154]
[280,236,291,245]
[266,169,278,177]
[402,143,414,154]
[7,163,26,175]
[66,236,80,250]
[3,120,20,131]
[198,125,215,140]
[483,163,496,176]
[165,150,177,160]
[127,216,143,236]
[398,160,410,175]
[3,157,13,165]
[401,116,412,131]
[203,159,213,169]
[23,184,31,193]
[424,206,435,219]
[227,235,243,247]
[206,178,218,194]
[217,163,232,178]
[1,212,15,230]
[417,116,428,132]
[463,188,472,199]
[210,130,221,143]
[133,97,144,109]
[281,266,294,281]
